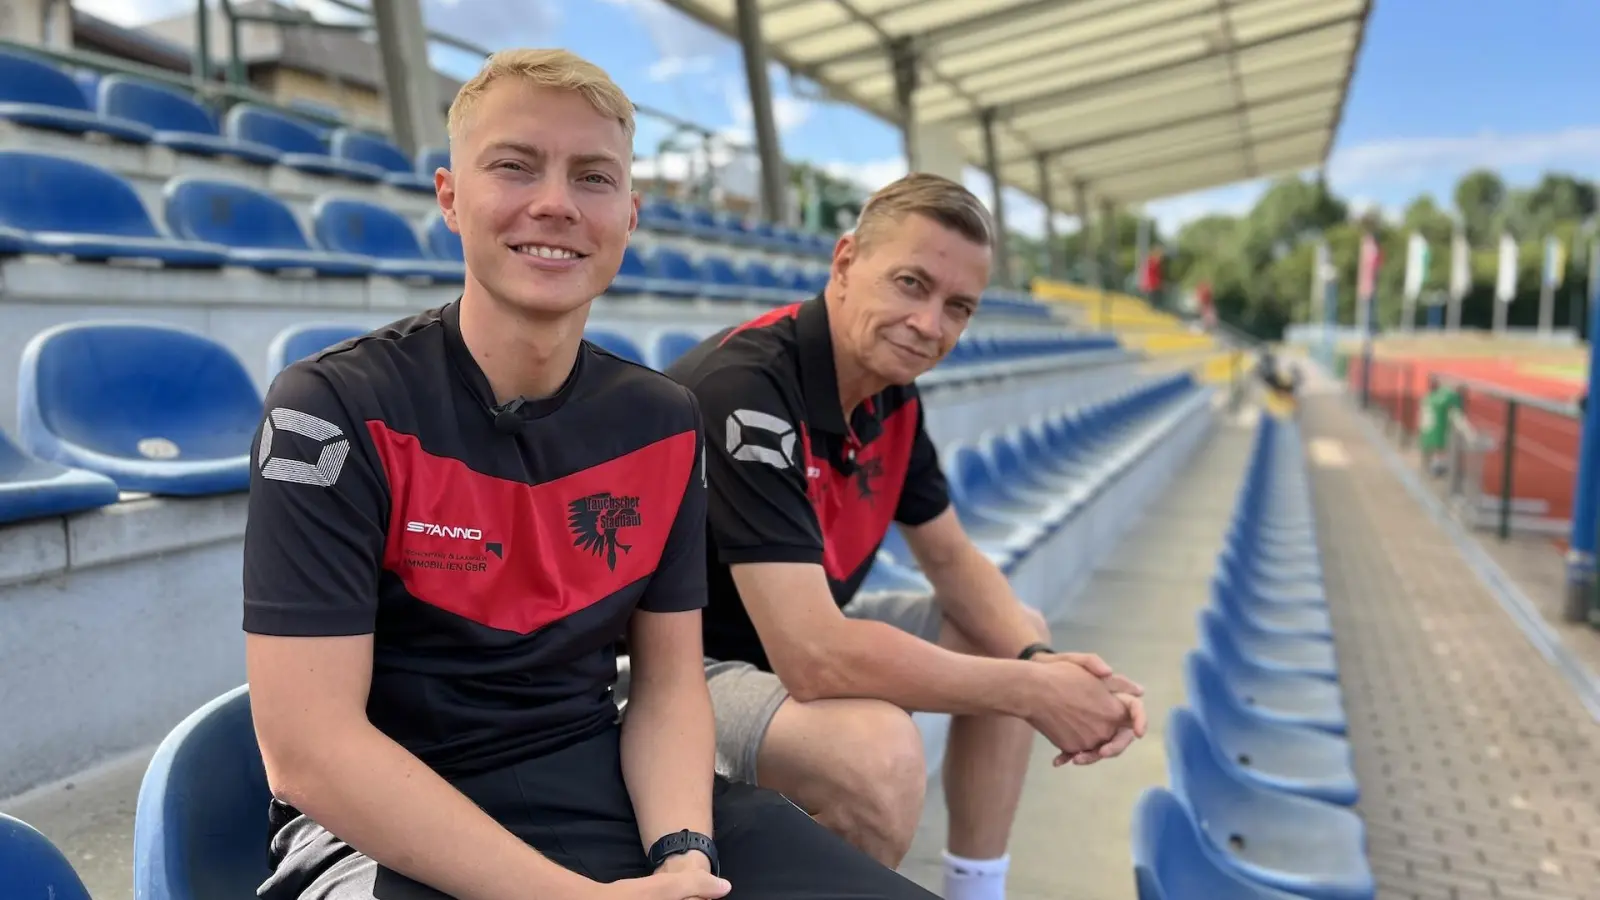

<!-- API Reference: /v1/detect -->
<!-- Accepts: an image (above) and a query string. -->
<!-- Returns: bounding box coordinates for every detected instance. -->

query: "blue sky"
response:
[89,0,1600,238]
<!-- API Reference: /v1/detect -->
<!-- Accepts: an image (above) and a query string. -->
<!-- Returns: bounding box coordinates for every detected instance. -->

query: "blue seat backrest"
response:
[332,129,411,174]
[585,330,646,366]
[0,813,93,900]
[276,325,367,368]
[134,686,272,900]
[0,151,158,237]
[424,213,463,262]
[416,146,450,174]
[1131,789,1301,900]
[314,198,425,259]
[99,75,217,134]
[225,104,326,155]
[0,49,90,110]
[651,248,697,282]
[26,323,263,459]
[164,178,311,250]
[987,433,1029,482]
[701,255,744,285]
[618,245,647,278]
[652,331,702,369]
[952,446,1001,504]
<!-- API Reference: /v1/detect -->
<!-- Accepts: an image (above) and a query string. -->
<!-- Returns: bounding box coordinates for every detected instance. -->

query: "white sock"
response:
[941,850,1009,900]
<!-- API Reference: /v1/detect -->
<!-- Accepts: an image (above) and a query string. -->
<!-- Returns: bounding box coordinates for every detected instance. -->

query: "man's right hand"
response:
[604,869,732,900]
[1018,657,1135,760]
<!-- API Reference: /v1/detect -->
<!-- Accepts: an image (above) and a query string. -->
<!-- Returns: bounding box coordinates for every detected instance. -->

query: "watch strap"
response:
[648,829,719,876]
[1018,642,1054,660]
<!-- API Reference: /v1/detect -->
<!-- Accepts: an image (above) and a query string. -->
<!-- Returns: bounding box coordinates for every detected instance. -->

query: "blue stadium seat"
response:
[638,196,688,234]
[134,685,272,900]
[222,104,385,183]
[17,322,262,495]
[651,331,702,370]
[1218,550,1327,606]
[1130,789,1305,900]
[0,151,229,267]
[586,329,646,366]
[1197,607,1337,680]
[1184,652,1358,806]
[0,49,153,144]
[0,428,121,524]
[1210,573,1332,639]
[1196,612,1347,735]
[423,212,463,262]
[312,197,464,282]
[163,177,372,277]
[648,247,703,300]
[1166,709,1374,900]
[267,323,369,372]
[97,75,280,165]
[608,245,650,295]
[330,128,433,192]
[698,253,751,302]
[416,145,450,174]
[0,813,93,900]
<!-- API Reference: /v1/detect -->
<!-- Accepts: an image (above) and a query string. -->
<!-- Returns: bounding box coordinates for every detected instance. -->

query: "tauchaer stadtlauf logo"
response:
[567,492,641,571]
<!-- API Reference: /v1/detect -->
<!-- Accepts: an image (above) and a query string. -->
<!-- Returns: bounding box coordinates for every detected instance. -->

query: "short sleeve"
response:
[893,397,951,527]
[242,364,390,637]
[636,390,710,614]
[691,364,823,566]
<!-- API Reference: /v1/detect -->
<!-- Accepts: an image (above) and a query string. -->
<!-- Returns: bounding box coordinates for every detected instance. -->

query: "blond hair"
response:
[446,48,636,153]
[854,173,995,255]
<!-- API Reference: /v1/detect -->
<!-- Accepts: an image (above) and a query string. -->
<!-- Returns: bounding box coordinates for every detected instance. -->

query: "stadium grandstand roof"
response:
[654,0,1373,207]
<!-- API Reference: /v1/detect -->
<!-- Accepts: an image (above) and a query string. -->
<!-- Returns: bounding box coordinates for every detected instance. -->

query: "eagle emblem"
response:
[567,492,641,571]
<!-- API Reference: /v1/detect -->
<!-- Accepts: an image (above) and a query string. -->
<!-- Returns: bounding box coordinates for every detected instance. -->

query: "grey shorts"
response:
[704,591,943,785]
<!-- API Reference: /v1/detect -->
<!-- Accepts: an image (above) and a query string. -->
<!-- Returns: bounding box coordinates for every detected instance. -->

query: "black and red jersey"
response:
[241,300,706,779]
[666,296,950,672]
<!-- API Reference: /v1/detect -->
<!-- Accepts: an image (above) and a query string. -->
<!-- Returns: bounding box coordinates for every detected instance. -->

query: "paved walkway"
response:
[1299,389,1600,900]
[897,401,1256,898]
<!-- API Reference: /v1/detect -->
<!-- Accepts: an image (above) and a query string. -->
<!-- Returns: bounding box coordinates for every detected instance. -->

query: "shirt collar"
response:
[794,294,884,444]
[441,297,584,424]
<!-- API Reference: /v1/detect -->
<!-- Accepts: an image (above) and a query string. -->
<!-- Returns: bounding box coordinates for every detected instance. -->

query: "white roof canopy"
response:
[654,0,1372,206]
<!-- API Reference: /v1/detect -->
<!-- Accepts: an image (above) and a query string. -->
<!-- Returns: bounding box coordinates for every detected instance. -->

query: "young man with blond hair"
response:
[242,48,935,900]
[666,173,1146,900]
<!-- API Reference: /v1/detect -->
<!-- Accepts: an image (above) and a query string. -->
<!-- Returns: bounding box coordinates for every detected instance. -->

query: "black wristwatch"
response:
[648,829,719,876]
[1018,642,1054,660]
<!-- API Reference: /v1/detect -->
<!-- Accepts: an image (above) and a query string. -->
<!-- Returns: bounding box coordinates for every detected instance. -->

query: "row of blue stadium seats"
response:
[0,49,848,265]
[1132,414,1375,900]
[0,320,1112,524]
[0,148,1049,316]
[861,372,1201,586]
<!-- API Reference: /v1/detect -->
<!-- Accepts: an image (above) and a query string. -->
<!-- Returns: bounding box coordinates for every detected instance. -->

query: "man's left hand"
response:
[1033,651,1145,697]
[656,850,717,900]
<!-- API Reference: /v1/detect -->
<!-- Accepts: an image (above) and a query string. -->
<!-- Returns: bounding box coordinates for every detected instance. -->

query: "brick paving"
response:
[1303,392,1600,900]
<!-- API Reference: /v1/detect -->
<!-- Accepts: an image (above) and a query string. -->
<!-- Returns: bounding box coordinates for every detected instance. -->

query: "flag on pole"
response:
[1449,226,1471,300]
[1404,232,1430,301]
[1543,235,1566,288]
[1496,233,1518,303]
[1358,231,1381,300]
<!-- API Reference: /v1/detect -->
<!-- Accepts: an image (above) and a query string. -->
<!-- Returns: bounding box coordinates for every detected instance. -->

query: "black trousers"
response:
[259,725,935,900]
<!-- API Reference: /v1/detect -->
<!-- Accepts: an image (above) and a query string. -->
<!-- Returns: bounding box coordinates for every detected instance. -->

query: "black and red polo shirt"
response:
[666,295,950,672]
[241,299,706,779]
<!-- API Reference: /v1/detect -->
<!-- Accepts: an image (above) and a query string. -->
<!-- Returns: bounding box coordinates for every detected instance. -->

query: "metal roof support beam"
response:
[1037,152,1059,279]
[1099,196,1118,294]
[891,37,920,171]
[735,0,788,224]
[980,107,1011,288]
[372,0,443,155]
[1074,178,1096,290]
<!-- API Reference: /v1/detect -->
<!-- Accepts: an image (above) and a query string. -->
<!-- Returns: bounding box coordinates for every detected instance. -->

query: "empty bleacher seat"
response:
[1195,610,1347,735]
[1183,652,1358,806]
[415,145,450,174]
[608,245,650,295]
[0,48,153,145]
[267,323,369,373]
[134,685,272,900]
[330,128,433,192]
[97,75,280,165]
[0,428,121,524]
[651,331,702,370]
[222,104,385,183]
[0,151,229,266]
[0,812,94,900]
[585,329,646,366]
[18,322,262,495]
[1130,788,1305,900]
[163,177,372,277]
[423,212,463,262]
[1166,708,1374,900]
[312,197,464,282]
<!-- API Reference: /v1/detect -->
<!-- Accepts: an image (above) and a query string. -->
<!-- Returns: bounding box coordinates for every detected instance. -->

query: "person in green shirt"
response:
[1418,381,1463,477]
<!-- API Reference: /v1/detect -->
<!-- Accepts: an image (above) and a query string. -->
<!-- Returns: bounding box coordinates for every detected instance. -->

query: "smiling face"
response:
[829,211,991,386]
[436,78,637,319]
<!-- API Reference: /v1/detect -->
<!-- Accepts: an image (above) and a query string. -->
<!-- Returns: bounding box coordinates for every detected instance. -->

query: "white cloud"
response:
[1143,179,1270,236]
[1326,127,1600,190]
[72,0,191,25]
[648,55,716,83]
